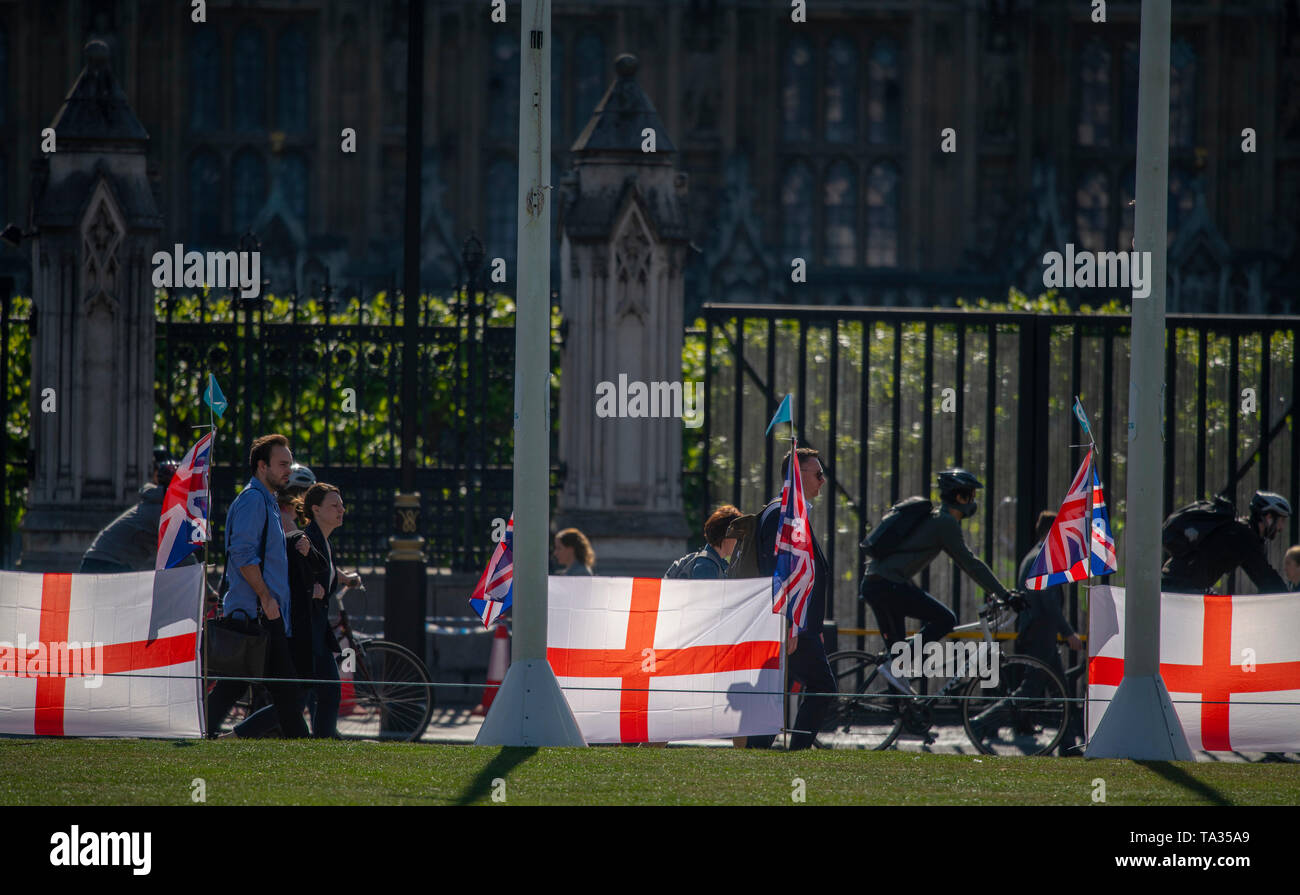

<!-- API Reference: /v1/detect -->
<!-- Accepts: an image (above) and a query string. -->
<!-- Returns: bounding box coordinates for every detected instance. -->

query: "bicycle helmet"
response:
[287,463,317,490]
[937,468,983,499]
[1249,490,1292,520]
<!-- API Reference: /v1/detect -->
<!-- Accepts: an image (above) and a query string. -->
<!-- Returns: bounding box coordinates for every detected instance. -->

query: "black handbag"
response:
[204,608,268,679]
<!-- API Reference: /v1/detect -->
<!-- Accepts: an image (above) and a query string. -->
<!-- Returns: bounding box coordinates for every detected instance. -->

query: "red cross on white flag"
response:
[1088,586,1300,752]
[548,576,783,743]
[0,566,204,738]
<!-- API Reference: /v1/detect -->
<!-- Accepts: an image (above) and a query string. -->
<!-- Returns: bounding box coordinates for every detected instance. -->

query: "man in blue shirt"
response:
[206,434,310,738]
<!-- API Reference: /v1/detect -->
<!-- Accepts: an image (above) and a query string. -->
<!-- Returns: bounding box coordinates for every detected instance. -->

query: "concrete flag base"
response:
[1085,673,1194,760]
[473,659,587,747]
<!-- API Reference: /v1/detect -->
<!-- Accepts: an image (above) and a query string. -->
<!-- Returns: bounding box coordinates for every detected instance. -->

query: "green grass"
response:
[2,740,1296,805]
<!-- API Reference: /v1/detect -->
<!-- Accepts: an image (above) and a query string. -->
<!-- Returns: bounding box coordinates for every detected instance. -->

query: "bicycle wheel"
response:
[813,650,904,750]
[962,654,1068,756]
[335,639,434,742]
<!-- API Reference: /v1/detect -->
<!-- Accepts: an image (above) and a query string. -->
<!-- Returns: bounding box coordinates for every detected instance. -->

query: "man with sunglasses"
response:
[746,447,834,750]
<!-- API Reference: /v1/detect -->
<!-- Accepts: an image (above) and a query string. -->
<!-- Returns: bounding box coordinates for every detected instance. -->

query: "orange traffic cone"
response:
[336,625,357,717]
[472,623,511,716]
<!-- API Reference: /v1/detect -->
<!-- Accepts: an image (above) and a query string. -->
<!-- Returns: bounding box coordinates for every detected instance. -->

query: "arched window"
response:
[232,149,267,234]
[781,161,814,263]
[866,162,900,268]
[574,31,606,133]
[486,158,518,270]
[1075,169,1109,253]
[279,151,309,228]
[782,36,814,143]
[867,39,901,145]
[233,26,267,132]
[276,24,309,134]
[1119,167,1136,250]
[823,161,857,266]
[189,149,222,245]
[488,33,520,142]
[1077,38,1110,147]
[824,38,858,144]
[189,27,221,132]
[1169,38,1197,149]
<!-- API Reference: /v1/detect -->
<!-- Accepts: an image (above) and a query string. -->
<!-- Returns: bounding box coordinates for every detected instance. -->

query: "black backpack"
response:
[664,547,723,579]
[724,501,782,579]
[861,496,933,560]
[1161,496,1236,558]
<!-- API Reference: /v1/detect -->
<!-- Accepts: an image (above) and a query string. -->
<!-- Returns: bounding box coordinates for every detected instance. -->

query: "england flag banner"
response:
[1088,586,1300,752]
[0,565,205,738]
[548,576,783,743]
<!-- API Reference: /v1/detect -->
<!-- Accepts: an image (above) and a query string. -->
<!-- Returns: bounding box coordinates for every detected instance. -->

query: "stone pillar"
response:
[20,41,160,571]
[556,54,692,576]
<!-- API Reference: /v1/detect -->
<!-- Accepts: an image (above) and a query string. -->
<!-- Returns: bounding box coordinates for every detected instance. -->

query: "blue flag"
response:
[1073,396,1092,440]
[204,374,227,419]
[765,394,792,436]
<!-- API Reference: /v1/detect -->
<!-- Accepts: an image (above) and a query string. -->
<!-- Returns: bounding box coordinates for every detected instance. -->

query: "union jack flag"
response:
[1026,448,1117,588]
[469,513,513,627]
[772,440,815,633]
[156,432,213,570]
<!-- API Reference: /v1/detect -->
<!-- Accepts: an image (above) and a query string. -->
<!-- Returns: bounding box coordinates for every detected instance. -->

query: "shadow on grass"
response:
[1135,760,1234,806]
[453,747,539,805]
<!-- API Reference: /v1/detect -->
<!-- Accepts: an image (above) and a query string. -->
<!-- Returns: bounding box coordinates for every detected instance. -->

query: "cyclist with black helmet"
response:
[860,469,1017,672]
[1161,490,1292,594]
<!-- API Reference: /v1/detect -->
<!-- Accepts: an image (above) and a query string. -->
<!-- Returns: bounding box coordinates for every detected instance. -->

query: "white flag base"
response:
[473,659,588,747]
[1085,673,1193,760]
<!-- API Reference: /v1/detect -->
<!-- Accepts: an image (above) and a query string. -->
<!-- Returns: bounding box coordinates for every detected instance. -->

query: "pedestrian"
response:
[79,451,181,573]
[554,528,595,575]
[1284,545,1300,591]
[205,434,310,739]
[747,447,834,751]
[1016,510,1086,754]
[689,505,742,578]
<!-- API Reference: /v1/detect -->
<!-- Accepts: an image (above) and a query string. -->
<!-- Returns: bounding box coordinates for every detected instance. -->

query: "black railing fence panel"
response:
[690,305,1300,643]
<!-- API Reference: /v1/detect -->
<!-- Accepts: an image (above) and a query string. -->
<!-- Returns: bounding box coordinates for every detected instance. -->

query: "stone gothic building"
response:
[1,0,1297,313]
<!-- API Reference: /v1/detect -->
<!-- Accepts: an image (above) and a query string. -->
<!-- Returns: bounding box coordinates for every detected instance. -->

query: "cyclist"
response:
[1161,491,1291,594]
[860,468,1016,688]
[284,462,317,499]
[80,451,182,573]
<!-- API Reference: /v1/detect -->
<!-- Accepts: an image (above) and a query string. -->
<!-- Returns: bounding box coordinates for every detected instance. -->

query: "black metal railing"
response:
[691,304,1300,645]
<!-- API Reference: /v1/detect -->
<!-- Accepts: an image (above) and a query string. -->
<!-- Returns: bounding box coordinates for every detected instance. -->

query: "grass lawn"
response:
[2,739,1296,805]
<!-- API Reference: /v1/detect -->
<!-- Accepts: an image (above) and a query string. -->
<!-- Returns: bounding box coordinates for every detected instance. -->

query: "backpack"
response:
[1161,496,1236,558]
[861,496,933,560]
[664,547,723,579]
[724,501,782,579]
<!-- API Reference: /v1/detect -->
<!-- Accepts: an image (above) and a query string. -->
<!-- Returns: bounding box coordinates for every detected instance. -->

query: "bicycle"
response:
[207,579,435,742]
[812,596,1069,755]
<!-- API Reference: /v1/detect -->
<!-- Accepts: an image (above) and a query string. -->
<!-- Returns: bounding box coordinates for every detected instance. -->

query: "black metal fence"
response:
[0,280,32,568]
[691,304,1300,645]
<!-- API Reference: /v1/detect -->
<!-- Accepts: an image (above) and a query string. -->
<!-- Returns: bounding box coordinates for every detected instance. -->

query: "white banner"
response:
[548,576,784,743]
[0,566,205,738]
[1088,586,1300,752]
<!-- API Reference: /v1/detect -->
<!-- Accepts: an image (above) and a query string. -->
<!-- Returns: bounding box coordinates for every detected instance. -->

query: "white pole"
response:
[1086,0,1192,760]
[475,0,585,746]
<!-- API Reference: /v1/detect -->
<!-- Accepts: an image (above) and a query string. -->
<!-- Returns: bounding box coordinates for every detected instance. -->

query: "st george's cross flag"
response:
[0,565,205,738]
[547,576,783,743]
[772,439,815,633]
[1025,448,1117,589]
[469,513,513,628]
[157,431,214,570]
[1088,586,1300,752]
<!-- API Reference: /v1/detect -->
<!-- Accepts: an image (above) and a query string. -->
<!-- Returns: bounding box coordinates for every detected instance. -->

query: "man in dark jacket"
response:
[80,457,180,572]
[747,447,834,751]
[1161,491,1291,594]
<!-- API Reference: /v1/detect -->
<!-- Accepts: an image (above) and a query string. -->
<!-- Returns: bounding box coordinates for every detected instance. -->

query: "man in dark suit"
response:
[747,447,835,750]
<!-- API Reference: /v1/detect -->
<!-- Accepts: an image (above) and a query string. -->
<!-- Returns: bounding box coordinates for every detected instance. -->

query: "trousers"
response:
[861,575,957,652]
[746,631,836,751]
[206,616,309,739]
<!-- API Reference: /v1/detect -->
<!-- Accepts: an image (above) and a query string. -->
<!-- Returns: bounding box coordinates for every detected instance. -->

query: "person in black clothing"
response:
[1017,510,1086,755]
[746,447,834,751]
[298,483,359,738]
[1161,491,1292,594]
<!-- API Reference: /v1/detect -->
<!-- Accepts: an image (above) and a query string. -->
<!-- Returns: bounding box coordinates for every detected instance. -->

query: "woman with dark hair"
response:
[298,483,362,737]
[553,528,595,575]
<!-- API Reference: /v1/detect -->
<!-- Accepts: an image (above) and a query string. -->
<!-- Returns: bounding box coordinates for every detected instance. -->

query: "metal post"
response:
[476,0,585,746]
[1086,0,1193,760]
[385,0,428,666]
